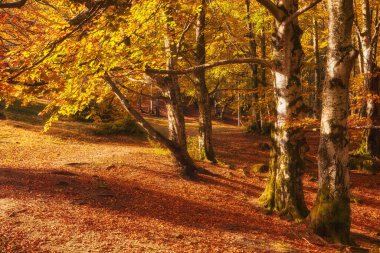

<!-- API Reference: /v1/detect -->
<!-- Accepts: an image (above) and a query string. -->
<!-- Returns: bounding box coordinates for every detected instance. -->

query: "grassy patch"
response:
[147,138,171,156]
[187,136,201,160]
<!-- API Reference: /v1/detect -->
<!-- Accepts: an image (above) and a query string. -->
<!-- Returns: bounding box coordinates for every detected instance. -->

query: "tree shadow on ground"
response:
[0,167,277,236]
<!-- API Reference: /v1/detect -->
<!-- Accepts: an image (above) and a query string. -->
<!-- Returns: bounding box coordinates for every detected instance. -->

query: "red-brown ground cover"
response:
[0,116,379,252]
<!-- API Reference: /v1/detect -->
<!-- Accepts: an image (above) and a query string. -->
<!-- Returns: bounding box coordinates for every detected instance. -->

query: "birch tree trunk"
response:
[194,0,217,163]
[258,0,309,220]
[309,0,357,243]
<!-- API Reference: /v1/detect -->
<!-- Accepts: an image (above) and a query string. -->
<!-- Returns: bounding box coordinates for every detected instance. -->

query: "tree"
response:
[245,0,261,132]
[355,0,380,158]
[309,0,358,243]
[257,0,320,220]
[194,0,217,163]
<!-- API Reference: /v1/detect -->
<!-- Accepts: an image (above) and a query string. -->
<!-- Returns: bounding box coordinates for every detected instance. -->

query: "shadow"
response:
[0,167,277,236]
[197,174,263,197]
[351,232,380,247]
[3,118,151,147]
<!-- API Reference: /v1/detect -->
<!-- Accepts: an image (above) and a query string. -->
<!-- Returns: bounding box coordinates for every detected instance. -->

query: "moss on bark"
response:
[309,189,351,244]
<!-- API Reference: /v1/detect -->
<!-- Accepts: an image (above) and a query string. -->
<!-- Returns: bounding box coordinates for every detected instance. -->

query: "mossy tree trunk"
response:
[309,0,357,244]
[194,0,217,163]
[258,0,309,220]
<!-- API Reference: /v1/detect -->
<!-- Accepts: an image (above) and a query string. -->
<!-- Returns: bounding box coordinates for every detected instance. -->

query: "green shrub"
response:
[350,142,380,174]
[147,138,171,156]
[93,116,146,138]
[246,121,273,135]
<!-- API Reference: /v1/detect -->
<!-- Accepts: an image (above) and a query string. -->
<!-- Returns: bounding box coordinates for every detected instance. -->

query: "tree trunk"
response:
[261,29,271,126]
[246,0,261,132]
[194,0,216,163]
[164,80,187,149]
[309,0,357,244]
[0,111,5,120]
[162,1,189,152]
[138,89,144,113]
[155,94,160,117]
[313,18,322,118]
[0,101,5,120]
[258,0,309,220]
[359,0,380,158]
[366,69,380,157]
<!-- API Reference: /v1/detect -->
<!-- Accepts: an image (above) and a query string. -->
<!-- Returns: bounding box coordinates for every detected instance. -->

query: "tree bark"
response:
[155,94,160,117]
[261,29,271,125]
[164,80,187,149]
[0,100,5,120]
[258,0,309,220]
[358,1,380,158]
[162,1,189,151]
[313,18,322,118]
[194,0,217,163]
[246,0,261,132]
[309,0,357,244]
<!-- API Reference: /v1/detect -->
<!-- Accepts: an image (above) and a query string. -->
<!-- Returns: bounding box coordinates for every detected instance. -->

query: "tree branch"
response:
[175,15,196,61]
[0,0,27,8]
[145,57,273,75]
[255,0,283,21]
[118,83,169,101]
[371,19,380,47]
[6,2,103,84]
[284,0,321,25]
[103,73,177,148]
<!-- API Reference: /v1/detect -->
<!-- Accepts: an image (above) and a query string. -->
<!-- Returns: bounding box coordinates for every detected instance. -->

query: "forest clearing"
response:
[0,105,379,252]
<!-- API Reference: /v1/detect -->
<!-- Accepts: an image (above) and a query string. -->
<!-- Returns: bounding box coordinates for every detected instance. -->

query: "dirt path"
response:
[0,118,379,253]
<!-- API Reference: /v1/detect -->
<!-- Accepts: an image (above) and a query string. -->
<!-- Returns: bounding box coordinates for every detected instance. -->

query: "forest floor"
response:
[0,106,379,253]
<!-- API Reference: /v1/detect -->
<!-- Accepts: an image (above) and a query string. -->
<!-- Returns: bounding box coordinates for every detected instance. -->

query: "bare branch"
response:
[7,79,47,86]
[0,0,26,9]
[175,15,196,61]
[118,82,169,101]
[371,19,380,47]
[284,0,321,25]
[145,57,273,75]
[255,0,284,21]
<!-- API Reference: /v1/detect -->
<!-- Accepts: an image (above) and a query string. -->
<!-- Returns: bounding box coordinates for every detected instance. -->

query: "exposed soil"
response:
[0,114,379,252]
